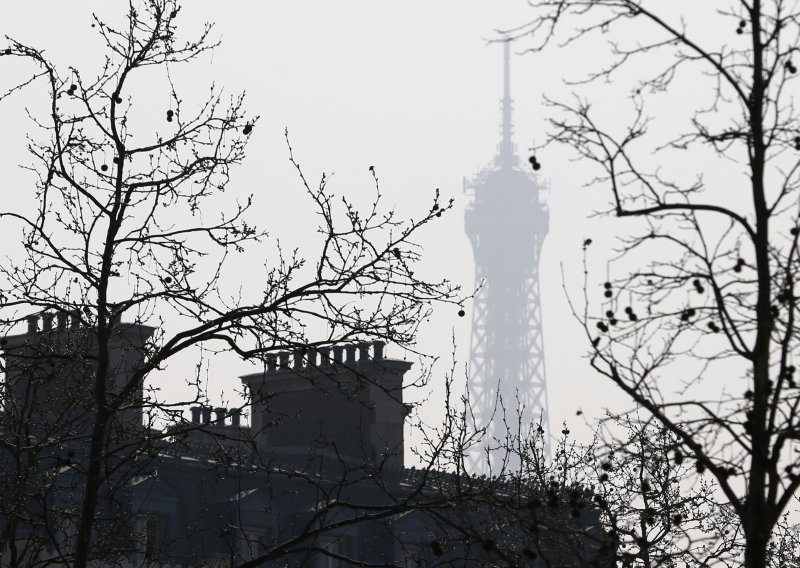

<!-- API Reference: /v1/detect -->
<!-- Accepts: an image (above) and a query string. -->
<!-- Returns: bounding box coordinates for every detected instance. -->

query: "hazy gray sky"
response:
[0,1,671,445]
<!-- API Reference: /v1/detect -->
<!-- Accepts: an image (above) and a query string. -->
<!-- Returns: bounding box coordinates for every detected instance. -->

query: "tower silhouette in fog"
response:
[464,40,549,470]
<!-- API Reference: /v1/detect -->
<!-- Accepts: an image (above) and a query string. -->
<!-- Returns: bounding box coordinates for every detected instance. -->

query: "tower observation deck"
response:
[464,41,549,470]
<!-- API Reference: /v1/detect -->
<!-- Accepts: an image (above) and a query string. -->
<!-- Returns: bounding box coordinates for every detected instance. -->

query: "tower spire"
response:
[499,38,515,168]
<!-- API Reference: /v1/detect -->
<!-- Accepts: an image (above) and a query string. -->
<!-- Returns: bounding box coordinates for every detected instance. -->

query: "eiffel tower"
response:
[464,40,550,471]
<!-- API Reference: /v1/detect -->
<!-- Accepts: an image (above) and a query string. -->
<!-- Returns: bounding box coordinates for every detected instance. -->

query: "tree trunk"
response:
[744,526,769,568]
[72,323,112,568]
[72,415,109,568]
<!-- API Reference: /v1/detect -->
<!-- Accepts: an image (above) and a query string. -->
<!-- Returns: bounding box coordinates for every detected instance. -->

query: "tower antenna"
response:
[499,37,514,168]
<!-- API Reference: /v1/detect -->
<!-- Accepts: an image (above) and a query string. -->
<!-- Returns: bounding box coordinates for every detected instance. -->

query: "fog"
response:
[0,1,709,451]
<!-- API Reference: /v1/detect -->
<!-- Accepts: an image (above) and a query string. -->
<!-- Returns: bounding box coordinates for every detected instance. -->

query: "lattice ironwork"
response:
[464,41,549,472]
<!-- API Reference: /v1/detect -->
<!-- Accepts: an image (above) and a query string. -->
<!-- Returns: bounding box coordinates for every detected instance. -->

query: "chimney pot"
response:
[266,354,277,372]
[372,341,385,360]
[190,407,201,424]
[332,346,344,363]
[230,408,241,427]
[26,315,39,334]
[293,351,303,369]
[319,347,331,366]
[69,309,81,329]
[345,345,357,363]
[214,407,226,423]
[278,352,290,369]
[56,312,69,330]
[109,304,121,326]
[201,407,212,424]
[358,342,370,361]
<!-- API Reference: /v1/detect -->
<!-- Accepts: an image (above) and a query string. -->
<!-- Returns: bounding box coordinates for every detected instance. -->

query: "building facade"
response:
[1,314,609,567]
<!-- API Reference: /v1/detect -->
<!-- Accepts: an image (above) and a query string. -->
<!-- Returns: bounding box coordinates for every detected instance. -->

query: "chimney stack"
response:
[230,408,241,427]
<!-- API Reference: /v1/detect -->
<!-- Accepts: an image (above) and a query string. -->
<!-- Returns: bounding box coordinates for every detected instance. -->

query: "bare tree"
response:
[587,414,742,566]
[510,1,800,566]
[0,1,459,566]
[427,407,738,567]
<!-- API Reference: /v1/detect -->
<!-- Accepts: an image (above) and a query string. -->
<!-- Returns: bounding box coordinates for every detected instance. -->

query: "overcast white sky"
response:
[0,1,686,445]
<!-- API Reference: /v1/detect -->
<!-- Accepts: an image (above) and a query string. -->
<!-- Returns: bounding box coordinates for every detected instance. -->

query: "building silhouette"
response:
[464,41,550,470]
[0,315,418,565]
[0,312,609,567]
